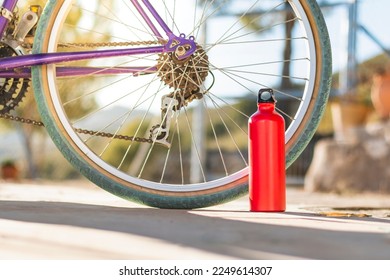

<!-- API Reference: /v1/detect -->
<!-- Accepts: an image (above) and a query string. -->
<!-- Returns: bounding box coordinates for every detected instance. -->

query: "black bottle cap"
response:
[258,88,276,103]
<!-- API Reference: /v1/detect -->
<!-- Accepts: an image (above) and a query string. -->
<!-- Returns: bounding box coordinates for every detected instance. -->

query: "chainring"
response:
[0,43,29,114]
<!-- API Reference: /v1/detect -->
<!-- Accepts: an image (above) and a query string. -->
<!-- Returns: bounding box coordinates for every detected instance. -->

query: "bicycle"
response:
[0,0,331,209]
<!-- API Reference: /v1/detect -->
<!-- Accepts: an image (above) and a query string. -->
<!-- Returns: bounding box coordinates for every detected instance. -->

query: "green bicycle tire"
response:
[32,0,331,209]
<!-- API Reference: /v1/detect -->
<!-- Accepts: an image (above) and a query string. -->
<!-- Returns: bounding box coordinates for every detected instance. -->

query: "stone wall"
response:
[305,122,390,194]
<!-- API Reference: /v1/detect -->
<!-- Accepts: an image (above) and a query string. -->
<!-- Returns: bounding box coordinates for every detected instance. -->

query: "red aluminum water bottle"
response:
[249,88,286,212]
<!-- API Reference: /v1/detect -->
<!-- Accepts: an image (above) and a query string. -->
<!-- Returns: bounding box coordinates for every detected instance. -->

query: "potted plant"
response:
[1,159,19,180]
[370,69,390,120]
[330,90,372,141]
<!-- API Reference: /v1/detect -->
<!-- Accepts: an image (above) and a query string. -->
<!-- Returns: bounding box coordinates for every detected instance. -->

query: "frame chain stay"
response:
[0,113,154,143]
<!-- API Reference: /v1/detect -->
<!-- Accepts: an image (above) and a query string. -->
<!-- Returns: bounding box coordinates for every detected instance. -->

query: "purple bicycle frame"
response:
[0,0,196,78]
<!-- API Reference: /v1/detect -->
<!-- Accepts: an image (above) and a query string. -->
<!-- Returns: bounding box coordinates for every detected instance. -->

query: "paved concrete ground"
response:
[0,181,389,259]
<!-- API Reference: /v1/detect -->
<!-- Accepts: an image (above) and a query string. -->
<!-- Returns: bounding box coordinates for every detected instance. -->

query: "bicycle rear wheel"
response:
[32,0,331,208]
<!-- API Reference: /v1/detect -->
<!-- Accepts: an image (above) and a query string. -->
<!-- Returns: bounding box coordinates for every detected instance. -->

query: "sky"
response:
[322,0,390,72]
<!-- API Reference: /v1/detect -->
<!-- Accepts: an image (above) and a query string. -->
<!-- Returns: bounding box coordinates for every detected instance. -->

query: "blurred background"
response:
[1,0,389,195]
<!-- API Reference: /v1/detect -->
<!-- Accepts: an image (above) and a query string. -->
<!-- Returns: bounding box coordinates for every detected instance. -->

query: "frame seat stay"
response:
[0,45,164,70]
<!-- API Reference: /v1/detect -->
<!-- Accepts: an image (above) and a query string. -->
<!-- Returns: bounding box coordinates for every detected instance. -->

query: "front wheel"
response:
[32,0,331,209]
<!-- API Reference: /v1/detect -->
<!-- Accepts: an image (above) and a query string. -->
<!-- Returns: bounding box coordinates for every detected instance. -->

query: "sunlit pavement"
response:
[0,181,389,259]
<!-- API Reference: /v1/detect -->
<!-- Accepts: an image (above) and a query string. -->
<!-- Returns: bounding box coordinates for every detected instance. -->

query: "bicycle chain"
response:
[0,113,154,143]
[73,127,154,144]
[57,40,164,49]
[0,113,44,127]
[0,40,163,143]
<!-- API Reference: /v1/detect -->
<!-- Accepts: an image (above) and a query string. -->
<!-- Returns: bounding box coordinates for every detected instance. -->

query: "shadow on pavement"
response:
[283,211,390,224]
[0,201,389,259]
